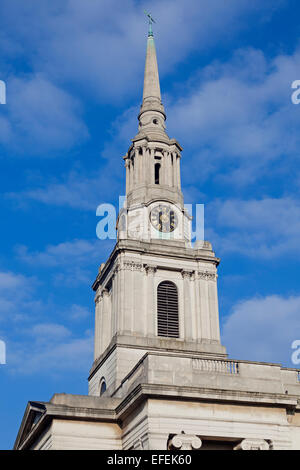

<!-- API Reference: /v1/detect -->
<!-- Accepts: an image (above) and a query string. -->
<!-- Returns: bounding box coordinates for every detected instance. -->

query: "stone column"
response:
[149,148,155,184]
[177,154,181,189]
[189,272,197,341]
[111,272,117,337]
[128,160,132,192]
[125,159,130,195]
[181,270,194,341]
[168,433,202,450]
[115,265,122,334]
[123,262,134,334]
[145,265,157,336]
[133,263,144,334]
[193,273,201,340]
[163,151,170,186]
[131,156,135,188]
[208,273,221,342]
[134,148,140,186]
[198,272,211,341]
[112,265,121,335]
[142,146,147,185]
[234,439,270,450]
[118,261,125,333]
[94,290,103,360]
[168,151,173,186]
[142,265,148,335]
[172,152,177,187]
[102,289,111,353]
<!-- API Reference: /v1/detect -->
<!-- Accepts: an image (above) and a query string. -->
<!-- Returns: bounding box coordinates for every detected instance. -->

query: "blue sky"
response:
[0,0,300,449]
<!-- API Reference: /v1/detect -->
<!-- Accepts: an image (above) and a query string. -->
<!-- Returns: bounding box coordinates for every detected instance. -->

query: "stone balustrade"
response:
[192,359,239,374]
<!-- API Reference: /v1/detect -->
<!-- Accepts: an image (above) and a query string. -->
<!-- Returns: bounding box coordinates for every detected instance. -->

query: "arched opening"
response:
[157,281,179,338]
[100,378,106,396]
[155,163,161,185]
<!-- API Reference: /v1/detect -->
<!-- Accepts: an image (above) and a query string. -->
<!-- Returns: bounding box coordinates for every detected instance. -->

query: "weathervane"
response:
[144,10,156,37]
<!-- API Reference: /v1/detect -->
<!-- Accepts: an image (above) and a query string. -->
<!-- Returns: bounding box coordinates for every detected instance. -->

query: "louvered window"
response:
[157,281,179,338]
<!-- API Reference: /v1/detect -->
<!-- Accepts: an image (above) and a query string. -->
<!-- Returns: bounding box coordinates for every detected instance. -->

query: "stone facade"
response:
[89,237,225,397]
[14,27,300,451]
[14,360,300,449]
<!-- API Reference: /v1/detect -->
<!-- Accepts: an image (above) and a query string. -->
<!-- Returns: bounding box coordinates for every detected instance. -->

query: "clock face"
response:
[150,204,178,233]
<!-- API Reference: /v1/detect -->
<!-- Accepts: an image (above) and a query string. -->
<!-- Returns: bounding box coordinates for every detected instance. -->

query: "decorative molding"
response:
[181,270,194,280]
[197,271,217,281]
[168,433,202,450]
[145,264,157,275]
[123,261,144,272]
[234,439,270,451]
[95,287,110,304]
[110,265,118,281]
[94,293,102,304]
[113,263,120,274]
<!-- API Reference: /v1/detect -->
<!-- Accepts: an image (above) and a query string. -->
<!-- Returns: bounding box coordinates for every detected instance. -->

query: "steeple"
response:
[123,18,183,211]
[89,17,226,408]
[137,20,167,140]
[140,34,165,115]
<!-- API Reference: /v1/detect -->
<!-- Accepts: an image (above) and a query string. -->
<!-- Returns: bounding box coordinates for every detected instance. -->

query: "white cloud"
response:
[1,74,88,155]
[68,304,90,321]
[8,328,93,376]
[53,267,93,288]
[166,46,300,187]
[30,323,71,340]
[4,8,294,200]
[222,294,300,367]
[0,115,12,144]
[15,238,114,287]
[0,271,39,322]
[0,271,32,292]
[207,197,300,259]
[0,0,282,102]
[0,269,94,375]
[16,239,102,267]
[12,165,122,210]
[5,96,130,207]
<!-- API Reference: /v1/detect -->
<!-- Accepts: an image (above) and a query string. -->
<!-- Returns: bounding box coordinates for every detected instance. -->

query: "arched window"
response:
[155,163,161,185]
[100,378,106,396]
[157,281,179,338]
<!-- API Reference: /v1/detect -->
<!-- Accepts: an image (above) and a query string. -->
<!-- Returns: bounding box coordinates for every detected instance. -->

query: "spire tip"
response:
[144,10,156,37]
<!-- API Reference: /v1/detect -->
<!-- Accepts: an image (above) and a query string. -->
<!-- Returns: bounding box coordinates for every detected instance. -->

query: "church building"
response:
[14,24,300,451]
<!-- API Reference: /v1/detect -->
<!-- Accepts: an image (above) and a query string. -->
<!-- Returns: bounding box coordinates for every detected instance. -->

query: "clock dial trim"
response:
[150,204,178,233]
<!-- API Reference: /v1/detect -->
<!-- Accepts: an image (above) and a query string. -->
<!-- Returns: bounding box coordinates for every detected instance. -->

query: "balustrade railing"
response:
[192,359,239,374]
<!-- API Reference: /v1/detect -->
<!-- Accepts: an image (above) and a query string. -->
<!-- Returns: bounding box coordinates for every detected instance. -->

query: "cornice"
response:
[92,239,220,291]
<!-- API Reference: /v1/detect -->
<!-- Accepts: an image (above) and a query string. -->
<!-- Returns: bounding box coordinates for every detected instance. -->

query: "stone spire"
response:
[124,20,183,210]
[137,25,167,139]
[141,35,163,111]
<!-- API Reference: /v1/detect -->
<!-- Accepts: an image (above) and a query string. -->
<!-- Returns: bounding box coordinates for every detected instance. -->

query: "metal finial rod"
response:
[144,10,156,37]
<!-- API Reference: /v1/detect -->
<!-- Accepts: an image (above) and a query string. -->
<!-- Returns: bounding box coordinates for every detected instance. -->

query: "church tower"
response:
[88,25,226,397]
[15,19,300,452]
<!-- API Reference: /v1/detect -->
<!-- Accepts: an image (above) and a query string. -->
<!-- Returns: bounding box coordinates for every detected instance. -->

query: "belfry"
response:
[14,22,300,451]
